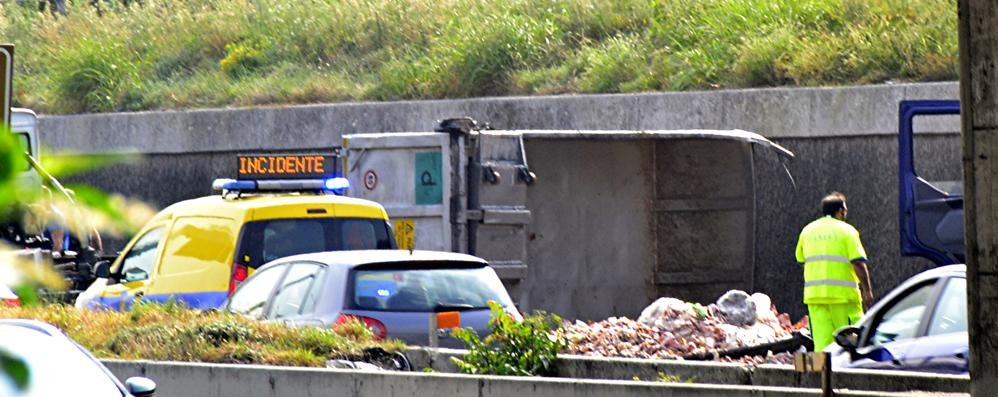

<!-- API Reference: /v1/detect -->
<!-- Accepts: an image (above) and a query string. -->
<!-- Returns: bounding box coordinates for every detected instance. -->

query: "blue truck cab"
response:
[898,100,963,265]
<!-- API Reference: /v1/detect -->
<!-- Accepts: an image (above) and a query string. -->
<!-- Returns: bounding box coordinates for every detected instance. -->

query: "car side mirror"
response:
[833,325,863,352]
[94,260,111,278]
[124,376,156,397]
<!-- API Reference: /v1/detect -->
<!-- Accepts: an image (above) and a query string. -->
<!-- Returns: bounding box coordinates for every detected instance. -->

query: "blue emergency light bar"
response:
[324,177,350,190]
[212,177,350,195]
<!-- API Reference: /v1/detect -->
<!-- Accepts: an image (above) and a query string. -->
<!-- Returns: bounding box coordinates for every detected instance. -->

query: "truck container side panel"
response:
[524,139,654,320]
[652,140,756,306]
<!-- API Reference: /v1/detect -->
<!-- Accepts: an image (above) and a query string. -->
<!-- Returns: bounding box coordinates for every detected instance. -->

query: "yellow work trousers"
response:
[807,302,863,351]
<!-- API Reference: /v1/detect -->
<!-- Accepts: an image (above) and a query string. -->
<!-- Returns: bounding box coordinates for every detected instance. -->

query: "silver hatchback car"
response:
[225,250,521,347]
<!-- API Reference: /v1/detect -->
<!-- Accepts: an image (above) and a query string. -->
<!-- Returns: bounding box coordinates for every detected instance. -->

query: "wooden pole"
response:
[959,0,998,394]
[820,352,832,397]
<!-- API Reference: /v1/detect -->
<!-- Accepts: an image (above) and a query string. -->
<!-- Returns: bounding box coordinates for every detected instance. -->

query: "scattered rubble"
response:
[559,291,808,364]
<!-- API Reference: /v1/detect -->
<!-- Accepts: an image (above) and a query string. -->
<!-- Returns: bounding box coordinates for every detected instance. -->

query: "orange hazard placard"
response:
[436,311,460,329]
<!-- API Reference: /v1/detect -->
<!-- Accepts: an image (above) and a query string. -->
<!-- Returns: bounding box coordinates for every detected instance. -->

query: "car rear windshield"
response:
[237,218,395,268]
[349,264,514,312]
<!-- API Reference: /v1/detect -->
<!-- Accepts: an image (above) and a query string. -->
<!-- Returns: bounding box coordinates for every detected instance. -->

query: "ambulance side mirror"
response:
[94,260,111,279]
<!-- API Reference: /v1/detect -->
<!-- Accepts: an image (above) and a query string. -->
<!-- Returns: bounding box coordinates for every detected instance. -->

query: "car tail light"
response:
[335,314,388,340]
[228,263,249,296]
[2,298,20,308]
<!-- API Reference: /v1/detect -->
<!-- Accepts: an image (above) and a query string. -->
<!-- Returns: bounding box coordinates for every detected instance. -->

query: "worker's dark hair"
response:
[821,192,847,216]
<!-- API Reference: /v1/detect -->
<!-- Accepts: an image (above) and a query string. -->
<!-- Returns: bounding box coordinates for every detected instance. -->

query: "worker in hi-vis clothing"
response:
[795,192,875,351]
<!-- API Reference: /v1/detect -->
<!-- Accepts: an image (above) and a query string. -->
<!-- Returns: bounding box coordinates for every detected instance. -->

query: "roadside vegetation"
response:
[452,301,564,376]
[0,0,956,114]
[0,301,404,366]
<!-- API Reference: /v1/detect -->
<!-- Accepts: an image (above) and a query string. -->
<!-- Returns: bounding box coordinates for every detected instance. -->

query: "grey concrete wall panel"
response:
[40,83,959,154]
[752,134,961,320]
[103,360,480,397]
[556,357,969,393]
[750,364,969,394]
[100,359,939,397]
[47,82,963,321]
[403,347,969,394]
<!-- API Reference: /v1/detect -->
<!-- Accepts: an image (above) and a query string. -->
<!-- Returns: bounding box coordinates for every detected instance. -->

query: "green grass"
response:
[0,0,957,114]
[0,302,404,366]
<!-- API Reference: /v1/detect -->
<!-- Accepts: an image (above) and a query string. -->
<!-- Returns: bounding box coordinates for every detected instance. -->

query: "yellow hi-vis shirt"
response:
[795,216,867,305]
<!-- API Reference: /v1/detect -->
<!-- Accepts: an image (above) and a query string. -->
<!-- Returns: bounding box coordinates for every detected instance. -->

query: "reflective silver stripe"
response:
[804,255,851,264]
[804,279,859,288]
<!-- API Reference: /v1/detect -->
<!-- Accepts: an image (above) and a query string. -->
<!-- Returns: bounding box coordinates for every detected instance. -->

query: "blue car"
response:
[826,265,967,374]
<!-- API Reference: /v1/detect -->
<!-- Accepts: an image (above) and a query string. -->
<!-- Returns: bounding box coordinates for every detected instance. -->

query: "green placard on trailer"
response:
[414,151,442,205]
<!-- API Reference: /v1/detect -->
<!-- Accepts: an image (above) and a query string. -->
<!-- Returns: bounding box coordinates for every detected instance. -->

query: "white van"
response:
[11,107,40,187]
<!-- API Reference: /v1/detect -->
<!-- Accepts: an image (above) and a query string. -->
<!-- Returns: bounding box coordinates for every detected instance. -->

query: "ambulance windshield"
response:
[236,218,395,267]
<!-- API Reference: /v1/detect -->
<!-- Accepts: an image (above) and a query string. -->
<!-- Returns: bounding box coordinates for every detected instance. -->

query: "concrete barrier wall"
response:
[43,82,961,320]
[403,348,969,394]
[100,359,952,397]
[43,83,959,153]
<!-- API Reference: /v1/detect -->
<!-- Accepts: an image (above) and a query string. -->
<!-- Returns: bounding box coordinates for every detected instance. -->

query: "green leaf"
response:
[0,125,28,208]
[39,151,140,179]
[691,303,708,319]
[63,184,129,227]
[0,347,30,391]
[13,284,39,307]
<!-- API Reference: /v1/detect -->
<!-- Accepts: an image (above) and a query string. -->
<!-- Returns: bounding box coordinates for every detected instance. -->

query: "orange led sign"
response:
[237,155,335,179]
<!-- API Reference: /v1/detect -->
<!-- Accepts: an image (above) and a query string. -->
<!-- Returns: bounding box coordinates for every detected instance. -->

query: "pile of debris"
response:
[559,291,808,364]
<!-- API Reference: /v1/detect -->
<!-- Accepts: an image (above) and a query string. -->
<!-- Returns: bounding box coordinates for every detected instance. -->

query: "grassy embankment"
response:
[0,302,403,366]
[0,0,956,114]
